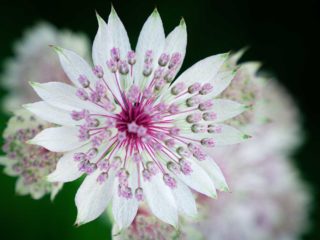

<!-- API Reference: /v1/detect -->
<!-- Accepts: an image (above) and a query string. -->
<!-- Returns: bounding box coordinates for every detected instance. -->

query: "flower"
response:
[25,8,250,228]
[221,50,303,153]
[1,22,90,112]
[0,109,63,199]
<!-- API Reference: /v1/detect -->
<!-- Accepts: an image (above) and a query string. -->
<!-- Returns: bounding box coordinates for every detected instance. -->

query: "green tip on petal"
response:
[211,191,218,199]
[180,17,186,26]
[49,45,62,53]
[242,134,252,139]
[152,7,159,16]
[223,185,231,192]
[74,218,84,227]
[95,11,105,25]
[110,4,117,16]
[221,52,230,60]
[29,81,38,87]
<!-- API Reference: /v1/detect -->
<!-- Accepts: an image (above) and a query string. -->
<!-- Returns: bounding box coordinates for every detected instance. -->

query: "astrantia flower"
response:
[221,50,303,153]
[25,8,250,228]
[1,22,90,112]
[0,109,63,199]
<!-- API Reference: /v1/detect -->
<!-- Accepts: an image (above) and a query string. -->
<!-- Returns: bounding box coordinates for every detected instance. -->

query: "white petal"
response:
[172,180,197,218]
[107,7,132,89]
[50,183,63,201]
[212,124,251,146]
[47,151,82,182]
[176,157,216,198]
[53,46,97,87]
[75,170,115,225]
[92,13,123,103]
[92,13,110,72]
[112,164,138,230]
[163,19,187,78]
[108,7,131,57]
[28,126,84,152]
[30,81,105,114]
[197,158,229,192]
[211,99,248,123]
[134,9,165,89]
[210,70,236,97]
[240,61,262,76]
[24,101,79,126]
[48,142,110,182]
[171,53,228,90]
[143,173,178,227]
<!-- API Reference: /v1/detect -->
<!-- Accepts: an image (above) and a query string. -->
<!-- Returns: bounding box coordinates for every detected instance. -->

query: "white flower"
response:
[26,8,250,228]
[1,22,90,112]
[0,109,63,200]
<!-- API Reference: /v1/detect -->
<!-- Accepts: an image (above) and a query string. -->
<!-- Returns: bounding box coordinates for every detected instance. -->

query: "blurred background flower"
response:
[0,0,318,240]
[1,22,90,112]
[1,109,63,199]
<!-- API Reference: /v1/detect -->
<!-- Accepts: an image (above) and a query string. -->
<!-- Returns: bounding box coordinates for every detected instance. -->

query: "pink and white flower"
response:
[0,109,63,199]
[25,8,250,229]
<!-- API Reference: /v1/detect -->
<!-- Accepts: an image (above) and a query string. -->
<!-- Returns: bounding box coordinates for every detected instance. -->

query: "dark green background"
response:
[0,0,319,239]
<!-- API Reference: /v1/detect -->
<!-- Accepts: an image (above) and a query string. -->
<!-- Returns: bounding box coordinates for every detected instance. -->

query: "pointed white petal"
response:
[47,152,82,182]
[143,173,178,227]
[171,53,228,90]
[172,180,197,218]
[75,170,115,225]
[92,13,123,103]
[28,126,84,152]
[112,164,138,230]
[211,99,248,123]
[30,82,105,114]
[198,158,229,192]
[176,158,216,198]
[50,183,63,201]
[48,142,111,182]
[108,7,131,57]
[53,46,97,87]
[134,9,165,89]
[163,19,187,78]
[240,61,262,76]
[212,124,251,146]
[24,101,79,126]
[92,14,110,71]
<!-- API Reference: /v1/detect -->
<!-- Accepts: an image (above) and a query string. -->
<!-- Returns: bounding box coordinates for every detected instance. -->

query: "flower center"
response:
[116,101,151,140]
